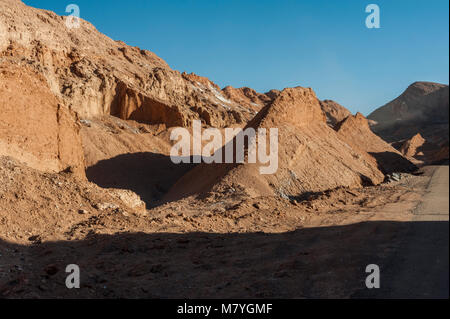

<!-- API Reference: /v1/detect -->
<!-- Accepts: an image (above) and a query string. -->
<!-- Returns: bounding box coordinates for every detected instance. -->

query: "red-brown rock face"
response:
[0,0,263,128]
[0,64,85,177]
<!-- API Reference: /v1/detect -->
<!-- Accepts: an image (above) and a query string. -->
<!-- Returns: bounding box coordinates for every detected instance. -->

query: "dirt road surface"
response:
[364,165,449,298]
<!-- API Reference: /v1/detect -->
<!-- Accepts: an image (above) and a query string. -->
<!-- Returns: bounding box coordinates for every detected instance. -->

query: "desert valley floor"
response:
[0,157,448,298]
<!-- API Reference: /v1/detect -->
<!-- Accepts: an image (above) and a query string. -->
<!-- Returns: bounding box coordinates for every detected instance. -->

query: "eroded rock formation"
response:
[0,0,262,129]
[0,64,85,177]
[165,87,403,201]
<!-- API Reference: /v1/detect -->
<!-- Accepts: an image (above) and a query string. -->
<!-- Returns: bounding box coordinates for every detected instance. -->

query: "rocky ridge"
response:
[164,88,412,202]
[0,0,270,129]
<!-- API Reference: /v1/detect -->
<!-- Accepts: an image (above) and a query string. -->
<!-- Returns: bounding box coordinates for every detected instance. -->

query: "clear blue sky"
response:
[24,0,449,115]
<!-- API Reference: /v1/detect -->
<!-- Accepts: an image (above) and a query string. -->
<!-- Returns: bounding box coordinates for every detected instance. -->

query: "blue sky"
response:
[24,0,449,115]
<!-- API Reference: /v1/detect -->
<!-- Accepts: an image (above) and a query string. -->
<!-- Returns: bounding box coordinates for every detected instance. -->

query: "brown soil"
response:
[0,155,428,298]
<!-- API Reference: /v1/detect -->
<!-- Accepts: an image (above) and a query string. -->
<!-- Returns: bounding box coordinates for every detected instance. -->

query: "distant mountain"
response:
[368,82,449,164]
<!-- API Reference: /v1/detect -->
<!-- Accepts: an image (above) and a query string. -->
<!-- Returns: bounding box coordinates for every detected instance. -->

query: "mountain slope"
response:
[0,63,85,177]
[336,113,417,174]
[0,0,266,128]
[368,82,449,163]
[165,88,393,202]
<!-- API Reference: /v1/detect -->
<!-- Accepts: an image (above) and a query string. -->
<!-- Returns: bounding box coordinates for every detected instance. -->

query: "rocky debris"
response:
[0,155,149,243]
[383,172,418,184]
[386,173,401,183]
[0,64,85,178]
[94,202,119,211]
[110,189,146,212]
[320,100,353,128]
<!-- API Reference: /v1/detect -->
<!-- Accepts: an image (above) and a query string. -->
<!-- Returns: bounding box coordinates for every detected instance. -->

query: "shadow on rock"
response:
[86,152,196,207]
[369,151,417,175]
